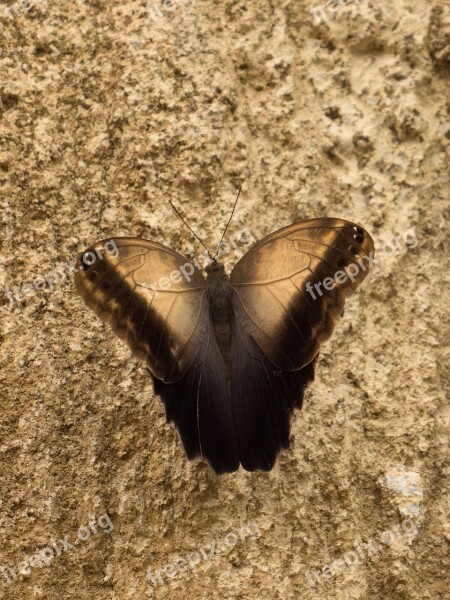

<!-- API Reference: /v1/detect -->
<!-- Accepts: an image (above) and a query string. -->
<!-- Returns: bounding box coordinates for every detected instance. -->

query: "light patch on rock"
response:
[379,464,423,522]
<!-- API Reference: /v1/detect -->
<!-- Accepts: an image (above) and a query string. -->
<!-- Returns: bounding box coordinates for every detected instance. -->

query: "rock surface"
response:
[0,0,448,599]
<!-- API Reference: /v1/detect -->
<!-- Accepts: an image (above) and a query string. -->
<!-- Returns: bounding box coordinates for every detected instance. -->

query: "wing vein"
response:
[264,285,308,345]
[232,248,356,287]
[154,294,179,367]
[232,291,293,364]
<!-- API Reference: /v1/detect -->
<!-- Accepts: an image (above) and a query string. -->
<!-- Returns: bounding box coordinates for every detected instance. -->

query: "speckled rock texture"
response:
[0,0,449,599]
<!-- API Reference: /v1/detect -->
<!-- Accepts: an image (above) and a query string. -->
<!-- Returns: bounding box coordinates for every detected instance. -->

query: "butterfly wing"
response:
[230,218,375,371]
[74,237,207,383]
[229,300,317,471]
[74,237,238,473]
[152,314,240,474]
[227,218,374,471]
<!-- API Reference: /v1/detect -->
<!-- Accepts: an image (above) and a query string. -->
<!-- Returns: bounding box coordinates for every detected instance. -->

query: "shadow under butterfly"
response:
[74,200,374,474]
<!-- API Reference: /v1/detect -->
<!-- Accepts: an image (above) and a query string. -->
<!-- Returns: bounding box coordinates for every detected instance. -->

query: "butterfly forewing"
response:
[230,218,375,371]
[74,238,207,383]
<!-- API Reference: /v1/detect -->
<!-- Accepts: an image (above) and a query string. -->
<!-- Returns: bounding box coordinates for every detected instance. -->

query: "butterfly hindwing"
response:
[230,292,317,472]
[152,310,240,475]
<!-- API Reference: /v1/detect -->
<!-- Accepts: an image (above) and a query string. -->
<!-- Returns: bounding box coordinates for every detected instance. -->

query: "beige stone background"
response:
[0,0,449,598]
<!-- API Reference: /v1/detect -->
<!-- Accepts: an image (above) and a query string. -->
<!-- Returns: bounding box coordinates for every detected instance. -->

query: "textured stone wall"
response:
[0,1,448,599]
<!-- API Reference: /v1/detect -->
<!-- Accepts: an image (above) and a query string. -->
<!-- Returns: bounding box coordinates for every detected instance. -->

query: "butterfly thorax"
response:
[205,262,232,381]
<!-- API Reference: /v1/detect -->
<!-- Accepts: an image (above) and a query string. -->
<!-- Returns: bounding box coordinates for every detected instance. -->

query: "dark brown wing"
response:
[152,313,240,474]
[229,296,317,472]
[74,237,207,383]
[230,218,374,371]
[74,237,238,473]
[225,218,374,471]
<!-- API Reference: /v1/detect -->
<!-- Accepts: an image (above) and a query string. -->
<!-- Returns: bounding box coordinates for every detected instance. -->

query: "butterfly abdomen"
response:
[205,265,233,381]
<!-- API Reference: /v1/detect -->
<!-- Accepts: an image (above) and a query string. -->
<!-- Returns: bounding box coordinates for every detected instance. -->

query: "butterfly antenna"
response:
[213,185,242,260]
[167,198,213,259]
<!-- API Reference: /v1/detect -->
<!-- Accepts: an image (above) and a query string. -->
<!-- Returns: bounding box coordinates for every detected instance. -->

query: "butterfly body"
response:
[74,218,374,474]
[205,261,233,378]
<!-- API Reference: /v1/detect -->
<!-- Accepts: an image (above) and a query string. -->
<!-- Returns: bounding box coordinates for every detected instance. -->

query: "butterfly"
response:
[74,214,374,474]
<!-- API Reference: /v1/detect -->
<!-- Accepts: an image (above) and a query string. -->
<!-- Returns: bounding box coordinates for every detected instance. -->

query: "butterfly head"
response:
[205,259,225,274]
